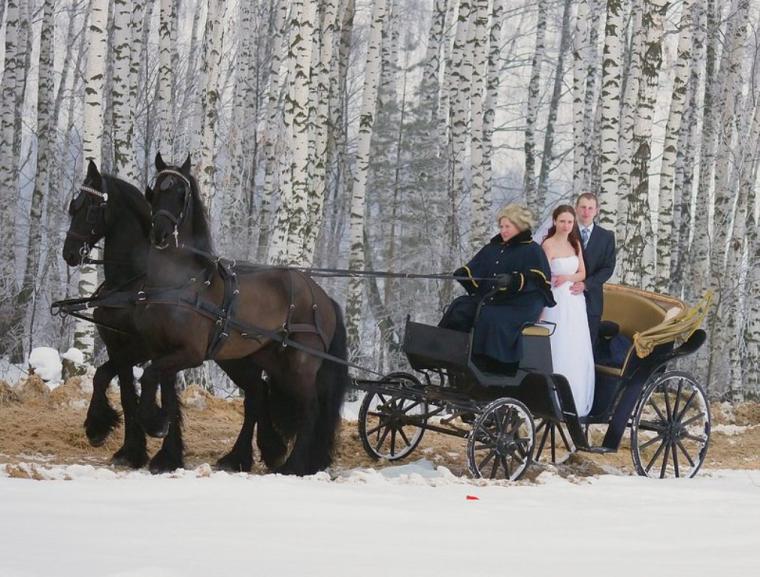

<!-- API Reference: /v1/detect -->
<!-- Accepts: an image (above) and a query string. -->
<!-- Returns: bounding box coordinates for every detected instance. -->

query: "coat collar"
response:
[490,229,533,246]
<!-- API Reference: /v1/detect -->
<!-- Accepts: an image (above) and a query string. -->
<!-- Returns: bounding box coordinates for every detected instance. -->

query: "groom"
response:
[570,193,616,351]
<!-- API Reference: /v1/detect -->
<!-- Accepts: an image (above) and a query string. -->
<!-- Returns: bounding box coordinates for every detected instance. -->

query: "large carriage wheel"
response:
[467,398,535,481]
[358,373,427,461]
[631,370,710,479]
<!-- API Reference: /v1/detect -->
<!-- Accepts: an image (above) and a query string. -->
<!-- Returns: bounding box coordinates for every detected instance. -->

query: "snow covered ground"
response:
[1,461,758,577]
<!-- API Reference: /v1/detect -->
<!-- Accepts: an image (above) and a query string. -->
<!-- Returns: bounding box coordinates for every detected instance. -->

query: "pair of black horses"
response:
[61,154,350,475]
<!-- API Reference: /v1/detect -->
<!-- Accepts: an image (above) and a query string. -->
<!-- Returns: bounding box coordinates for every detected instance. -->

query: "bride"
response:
[540,205,595,417]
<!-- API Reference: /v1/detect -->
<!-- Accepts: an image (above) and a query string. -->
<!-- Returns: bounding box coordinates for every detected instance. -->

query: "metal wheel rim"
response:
[467,398,535,481]
[358,376,427,461]
[631,371,711,479]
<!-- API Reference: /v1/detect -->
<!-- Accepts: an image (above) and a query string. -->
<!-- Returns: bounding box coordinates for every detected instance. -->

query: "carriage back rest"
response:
[403,321,471,371]
[601,289,666,340]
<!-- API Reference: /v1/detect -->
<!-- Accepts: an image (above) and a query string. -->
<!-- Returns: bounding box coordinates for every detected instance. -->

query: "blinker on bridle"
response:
[65,182,109,262]
[151,169,192,249]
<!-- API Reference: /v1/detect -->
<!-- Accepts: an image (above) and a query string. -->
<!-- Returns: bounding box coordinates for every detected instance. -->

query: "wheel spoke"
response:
[645,438,667,473]
[671,441,680,477]
[675,439,696,468]
[556,422,573,451]
[374,424,391,452]
[489,454,500,479]
[647,398,668,423]
[683,432,707,444]
[659,441,671,479]
[679,413,705,428]
[501,455,511,479]
[401,399,423,413]
[535,421,551,460]
[672,379,684,422]
[365,423,384,436]
[675,390,697,422]
[390,429,397,456]
[478,448,496,470]
[638,419,666,433]
[639,432,664,450]
[662,384,673,421]
[397,427,412,448]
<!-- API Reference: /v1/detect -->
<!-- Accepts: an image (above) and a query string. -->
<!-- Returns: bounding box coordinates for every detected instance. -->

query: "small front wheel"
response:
[631,371,710,479]
[358,374,427,461]
[467,398,535,481]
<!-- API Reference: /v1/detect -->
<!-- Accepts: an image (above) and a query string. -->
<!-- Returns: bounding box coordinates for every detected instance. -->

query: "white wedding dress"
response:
[542,255,595,417]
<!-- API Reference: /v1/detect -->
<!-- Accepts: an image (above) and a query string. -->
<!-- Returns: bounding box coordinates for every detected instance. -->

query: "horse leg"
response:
[215,359,258,472]
[149,371,184,474]
[137,366,170,438]
[84,360,120,447]
[255,377,289,470]
[274,364,321,476]
[110,365,148,469]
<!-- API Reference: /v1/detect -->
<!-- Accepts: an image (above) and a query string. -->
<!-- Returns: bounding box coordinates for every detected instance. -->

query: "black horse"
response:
[136,153,349,475]
[61,161,286,473]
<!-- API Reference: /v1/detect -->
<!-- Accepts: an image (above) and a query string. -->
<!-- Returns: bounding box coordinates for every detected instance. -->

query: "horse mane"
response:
[186,172,215,255]
[104,174,152,236]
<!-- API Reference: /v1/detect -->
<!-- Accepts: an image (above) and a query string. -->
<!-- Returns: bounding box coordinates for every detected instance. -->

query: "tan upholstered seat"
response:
[522,325,551,337]
[596,285,671,376]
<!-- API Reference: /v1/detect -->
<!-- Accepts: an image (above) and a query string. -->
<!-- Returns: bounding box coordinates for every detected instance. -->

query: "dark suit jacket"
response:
[581,223,616,317]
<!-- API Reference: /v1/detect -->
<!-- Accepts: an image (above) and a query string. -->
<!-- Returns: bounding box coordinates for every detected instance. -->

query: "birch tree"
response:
[597,0,625,226]
[345,0,387,354]
[8,0,56,361]
[75,0,109,360]
[112,0,138,180]
[656,0,694,291]
[469,0,490,249]
[572,0,590,195]
[536,0,573,208]
[197,0,224,210]
[157,0,177,155]
[0,0,21,330]
[619,0,668,289]
[269,0,317,265]
[523,0,547,207]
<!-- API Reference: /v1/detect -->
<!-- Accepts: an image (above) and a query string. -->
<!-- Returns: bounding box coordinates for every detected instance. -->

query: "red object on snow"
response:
[466,495,479,500]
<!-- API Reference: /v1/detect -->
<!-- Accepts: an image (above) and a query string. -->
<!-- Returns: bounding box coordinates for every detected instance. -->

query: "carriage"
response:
[353,284,712,481]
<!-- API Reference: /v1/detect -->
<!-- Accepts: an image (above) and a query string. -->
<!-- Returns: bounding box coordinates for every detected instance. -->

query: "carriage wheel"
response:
[631,370,710,479]
[358,374,427,461]
[467,398,535,481]
[534,418,575,463]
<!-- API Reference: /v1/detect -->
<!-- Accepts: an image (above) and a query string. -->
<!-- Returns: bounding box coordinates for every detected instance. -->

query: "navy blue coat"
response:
[440,230,556,364]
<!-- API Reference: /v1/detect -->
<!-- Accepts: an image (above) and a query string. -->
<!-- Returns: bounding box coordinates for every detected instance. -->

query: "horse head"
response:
[148,153,212,255]
[62,160,111,266]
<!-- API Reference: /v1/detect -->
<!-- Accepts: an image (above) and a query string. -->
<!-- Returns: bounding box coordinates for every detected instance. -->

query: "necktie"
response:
[581,227,590,248]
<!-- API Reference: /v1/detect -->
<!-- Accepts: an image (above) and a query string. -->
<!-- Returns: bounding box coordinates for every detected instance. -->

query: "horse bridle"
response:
[151,169,193,248]
[65,179,110,262]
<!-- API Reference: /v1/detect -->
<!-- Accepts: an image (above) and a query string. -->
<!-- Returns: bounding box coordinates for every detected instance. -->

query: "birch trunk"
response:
[197,0,224,210]
[572,0,590,195]
[619,0,668,289]
[482,0,503,212]
[270,0,317,265]
[112,0,138,180]
[76,0,109,360]
[597,0,625,226]
[258,0,289,262]
[157,0,177,155]
[7,0,55,361]
[0,0,20,316]
[537,0,572,209]
[345,0,387,355]
[656,0,694,291]
[524,0,547,207]
[469,0,490,251]
[303,0,342,262]
[688,0,719,303]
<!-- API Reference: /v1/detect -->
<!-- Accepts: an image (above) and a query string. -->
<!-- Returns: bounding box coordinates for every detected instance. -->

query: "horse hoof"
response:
[140,417,170,439]
[111,447,149,469]
[86,431,110,448]
[215,453,253,473]
[149,451,183,474]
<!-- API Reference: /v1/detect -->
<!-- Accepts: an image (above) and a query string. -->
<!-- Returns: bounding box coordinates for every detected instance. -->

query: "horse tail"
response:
[311,298,350,471]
